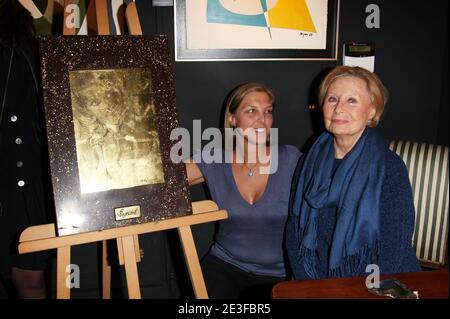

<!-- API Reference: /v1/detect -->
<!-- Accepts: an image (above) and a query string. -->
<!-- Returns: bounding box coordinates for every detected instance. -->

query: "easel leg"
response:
[102,240,111,299]
[119,235,141,299]
[56,246,71,299]
[177,226,209,299]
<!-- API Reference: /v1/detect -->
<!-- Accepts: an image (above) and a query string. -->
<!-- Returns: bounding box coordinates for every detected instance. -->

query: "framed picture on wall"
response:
[39,35,192,236]
[174,0,340,61]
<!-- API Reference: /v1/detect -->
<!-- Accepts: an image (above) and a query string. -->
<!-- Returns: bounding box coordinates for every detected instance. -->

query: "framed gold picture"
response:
[39,35,192,236]
[175,0,340,61]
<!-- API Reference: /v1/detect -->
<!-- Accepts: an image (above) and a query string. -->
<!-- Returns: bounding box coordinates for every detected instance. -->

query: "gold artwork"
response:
[69,68,165,194]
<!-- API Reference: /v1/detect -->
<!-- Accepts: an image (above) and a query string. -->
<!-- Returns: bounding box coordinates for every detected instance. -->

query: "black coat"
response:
[0,37,51,277]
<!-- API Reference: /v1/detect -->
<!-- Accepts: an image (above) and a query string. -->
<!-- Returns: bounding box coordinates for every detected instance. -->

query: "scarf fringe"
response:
[296,245,321,279]
[297,235,379,279]
[329,242,379,278]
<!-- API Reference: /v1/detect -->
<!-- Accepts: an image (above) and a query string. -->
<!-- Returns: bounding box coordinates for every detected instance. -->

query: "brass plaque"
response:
[69,68,164,194]
[115,205,141,221]
[39,36,192,236]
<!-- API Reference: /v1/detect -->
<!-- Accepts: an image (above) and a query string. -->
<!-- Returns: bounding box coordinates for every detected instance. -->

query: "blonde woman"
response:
[186,83,301,298]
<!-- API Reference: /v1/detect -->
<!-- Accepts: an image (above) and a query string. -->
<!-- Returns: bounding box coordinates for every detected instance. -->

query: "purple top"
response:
[194,145,301,277]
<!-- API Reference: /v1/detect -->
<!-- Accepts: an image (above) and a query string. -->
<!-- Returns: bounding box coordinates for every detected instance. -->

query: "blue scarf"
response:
[290,127,387,278]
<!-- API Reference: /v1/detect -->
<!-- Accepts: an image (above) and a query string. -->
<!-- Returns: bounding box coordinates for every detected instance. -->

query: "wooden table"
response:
[272,269,449,299]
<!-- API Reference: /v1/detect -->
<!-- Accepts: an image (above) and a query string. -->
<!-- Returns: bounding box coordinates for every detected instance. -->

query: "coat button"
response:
[11,115,18,122]
[15,138,22,144]
[18,180,25,187]
[17,161,24,167]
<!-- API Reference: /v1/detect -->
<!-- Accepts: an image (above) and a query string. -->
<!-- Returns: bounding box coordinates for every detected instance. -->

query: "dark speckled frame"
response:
[39,35,192,236]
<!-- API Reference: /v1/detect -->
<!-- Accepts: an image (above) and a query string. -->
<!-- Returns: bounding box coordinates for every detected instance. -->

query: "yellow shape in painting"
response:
[268,0,317,33]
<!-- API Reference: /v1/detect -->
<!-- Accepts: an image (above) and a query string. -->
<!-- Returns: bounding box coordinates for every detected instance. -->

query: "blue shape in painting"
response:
[207,0,267,27]
[260,0,268,12]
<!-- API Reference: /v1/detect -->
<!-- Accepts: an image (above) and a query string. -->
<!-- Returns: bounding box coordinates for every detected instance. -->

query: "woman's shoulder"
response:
[275,145,302,175]
[279,144,302,160]
[193,148,228,163]
[385,149,408,173]
[383,149,411,188]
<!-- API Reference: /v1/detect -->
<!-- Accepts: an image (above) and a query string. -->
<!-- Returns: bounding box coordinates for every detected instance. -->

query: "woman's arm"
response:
[185,161,204,186]
[379,153,421,273]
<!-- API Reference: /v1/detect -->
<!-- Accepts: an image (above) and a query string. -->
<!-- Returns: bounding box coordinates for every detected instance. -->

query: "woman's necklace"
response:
[243,162,258,177]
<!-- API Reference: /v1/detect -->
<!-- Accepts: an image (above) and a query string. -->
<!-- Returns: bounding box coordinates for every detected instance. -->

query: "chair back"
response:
[389,140,449,267]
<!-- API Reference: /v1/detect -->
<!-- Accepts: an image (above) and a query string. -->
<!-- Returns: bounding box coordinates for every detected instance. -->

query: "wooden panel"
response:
[95,0,110,35]
[125,2,142,35]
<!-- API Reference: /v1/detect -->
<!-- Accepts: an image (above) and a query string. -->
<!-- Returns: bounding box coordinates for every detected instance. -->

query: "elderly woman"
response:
[286,66,421,280]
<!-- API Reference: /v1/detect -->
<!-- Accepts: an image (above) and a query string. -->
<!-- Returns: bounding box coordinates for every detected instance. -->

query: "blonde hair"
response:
[318,66,388,127]
[223,82,275,129]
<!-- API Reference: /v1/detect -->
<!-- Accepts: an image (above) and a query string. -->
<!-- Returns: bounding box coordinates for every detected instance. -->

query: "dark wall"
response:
[64,0,448,298]
[338,0,449,144]
[138,0,449,148]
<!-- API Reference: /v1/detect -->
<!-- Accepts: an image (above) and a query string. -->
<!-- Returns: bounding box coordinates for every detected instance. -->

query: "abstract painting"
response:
[175,0,340,60]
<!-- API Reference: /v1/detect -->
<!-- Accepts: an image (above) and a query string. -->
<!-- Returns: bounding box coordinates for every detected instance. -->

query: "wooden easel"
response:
[19,1,227,299]
[19,200,227,299]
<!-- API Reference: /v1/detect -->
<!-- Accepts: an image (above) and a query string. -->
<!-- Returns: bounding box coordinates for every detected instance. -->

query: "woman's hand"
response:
[185,160,204,186]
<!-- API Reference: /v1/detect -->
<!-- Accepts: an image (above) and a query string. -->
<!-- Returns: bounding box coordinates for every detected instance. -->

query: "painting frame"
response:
[174,0,340,61]
[39,35,192,236]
